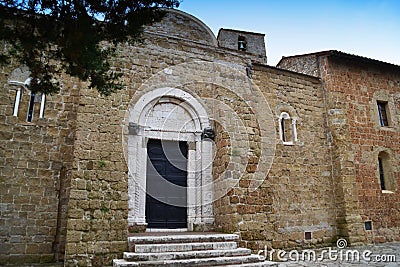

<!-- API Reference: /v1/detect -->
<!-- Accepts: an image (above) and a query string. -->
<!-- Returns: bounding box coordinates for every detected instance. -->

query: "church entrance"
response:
[127,88,214,231]
[145,139,188,228]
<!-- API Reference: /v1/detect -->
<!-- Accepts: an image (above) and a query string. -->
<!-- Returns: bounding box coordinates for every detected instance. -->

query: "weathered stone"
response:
[1,8,399,267]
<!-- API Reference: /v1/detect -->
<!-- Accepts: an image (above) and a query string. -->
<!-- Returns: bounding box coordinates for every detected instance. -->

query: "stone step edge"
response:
[128,233,239,244]
[123,247,251,261]
[221,261,279,267]
[113,254,263,267]
[133,241,238,253]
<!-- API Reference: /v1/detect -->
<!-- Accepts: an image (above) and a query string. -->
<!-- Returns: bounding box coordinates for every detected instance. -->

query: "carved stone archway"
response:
[127,87,214,230]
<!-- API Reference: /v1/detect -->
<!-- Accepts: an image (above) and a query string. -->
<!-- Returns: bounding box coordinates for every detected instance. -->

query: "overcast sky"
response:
[178,0,400,66]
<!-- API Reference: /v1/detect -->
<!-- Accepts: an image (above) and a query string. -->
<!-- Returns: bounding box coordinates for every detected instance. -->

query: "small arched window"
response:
[279,112,297,145]
[377,151,395,192]
[11,88,45,122]
[8,66,46,122]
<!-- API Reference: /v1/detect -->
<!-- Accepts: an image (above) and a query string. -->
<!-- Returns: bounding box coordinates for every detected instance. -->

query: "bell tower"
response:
[217,28,267,63]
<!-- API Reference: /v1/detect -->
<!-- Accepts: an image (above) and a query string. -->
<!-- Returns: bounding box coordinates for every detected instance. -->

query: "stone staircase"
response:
[113,232,277,266]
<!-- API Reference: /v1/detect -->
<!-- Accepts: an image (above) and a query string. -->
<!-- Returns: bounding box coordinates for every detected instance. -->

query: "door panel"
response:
[146,139,188,228]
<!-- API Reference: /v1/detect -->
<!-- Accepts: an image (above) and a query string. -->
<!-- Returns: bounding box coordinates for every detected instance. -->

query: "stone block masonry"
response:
[279,51,400,245]
[64,31,267,265]
[325,57,400,244]
[0,67,79,264]
[64,28,338,264]
[233,64,337,251]
[64,85,131,266]
[1,9,399,267]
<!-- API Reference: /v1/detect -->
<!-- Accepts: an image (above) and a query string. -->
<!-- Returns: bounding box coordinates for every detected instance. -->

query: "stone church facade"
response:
[0,9,399,266]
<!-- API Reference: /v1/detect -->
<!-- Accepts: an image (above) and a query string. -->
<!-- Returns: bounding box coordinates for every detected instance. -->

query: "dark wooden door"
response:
[146,139,188,228]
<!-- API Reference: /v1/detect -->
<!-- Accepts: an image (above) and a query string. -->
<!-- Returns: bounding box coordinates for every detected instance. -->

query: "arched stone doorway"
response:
[127,87,214,231]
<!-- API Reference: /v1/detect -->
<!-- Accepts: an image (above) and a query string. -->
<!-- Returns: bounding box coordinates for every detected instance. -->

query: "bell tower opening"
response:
[238,36,247,51]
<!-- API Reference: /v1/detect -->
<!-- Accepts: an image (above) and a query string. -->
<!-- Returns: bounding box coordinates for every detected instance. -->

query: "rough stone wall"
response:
[145,9,217,46]
[204,83,264,235]
[4,9,398,267]
[279,53,400,245]
[2,15,338,266]
[242,65,337,250]
[324,57,400,243]
[0,66,78,264]
[317,56,367,245]
[64,85,130,267]
[65,25,337,264]
[209,64,338,253]
[63,30,260,265]
[277,54,320,76]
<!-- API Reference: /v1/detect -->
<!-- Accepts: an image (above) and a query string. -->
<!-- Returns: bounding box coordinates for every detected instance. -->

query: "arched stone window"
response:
[276,104,298,145]
[8,66,46,122]
[377,150,395,192]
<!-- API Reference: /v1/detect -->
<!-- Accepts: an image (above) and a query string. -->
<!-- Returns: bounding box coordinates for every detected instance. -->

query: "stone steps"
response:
[124,248,251,261]
[223,262,278,267]
[134,241,238,253]
[128,233,239,245]
[113,232,278,267]
[114,254,270,266]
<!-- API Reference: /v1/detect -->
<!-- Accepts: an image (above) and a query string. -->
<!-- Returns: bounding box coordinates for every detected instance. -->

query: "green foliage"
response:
[0,0,180,95]
[100,206,109,213]
[99,160,106,168]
